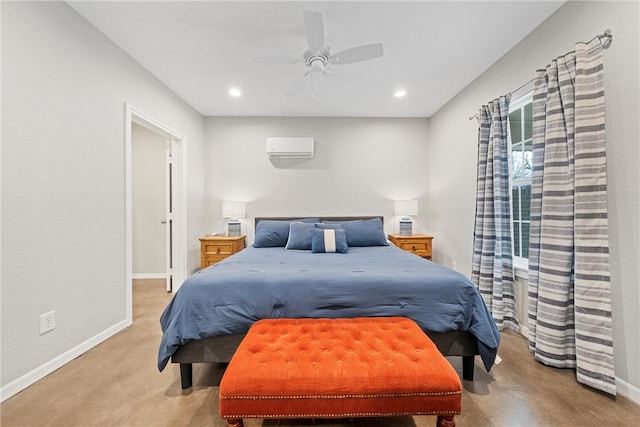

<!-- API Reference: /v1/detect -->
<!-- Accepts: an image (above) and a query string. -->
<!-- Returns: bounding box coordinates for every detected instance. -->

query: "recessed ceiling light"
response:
[229,87,242,97]
[394,89,407,98]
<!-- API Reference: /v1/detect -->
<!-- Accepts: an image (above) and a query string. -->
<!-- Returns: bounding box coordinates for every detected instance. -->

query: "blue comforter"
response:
[158,245,500,371]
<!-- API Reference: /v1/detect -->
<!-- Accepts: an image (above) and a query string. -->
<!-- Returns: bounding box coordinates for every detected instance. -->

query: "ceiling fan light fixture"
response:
[310,59,325,73]
[394,89,407,98]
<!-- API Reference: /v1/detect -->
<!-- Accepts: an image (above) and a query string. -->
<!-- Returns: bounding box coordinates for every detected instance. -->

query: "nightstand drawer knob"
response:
[412,245,416,251]
[216,248,221,254]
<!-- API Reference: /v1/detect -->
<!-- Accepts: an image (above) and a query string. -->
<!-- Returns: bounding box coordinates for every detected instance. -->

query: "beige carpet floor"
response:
[1,279,638,427]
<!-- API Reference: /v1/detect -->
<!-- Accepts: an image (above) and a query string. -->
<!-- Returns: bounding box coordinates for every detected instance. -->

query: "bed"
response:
[158,216,500,389]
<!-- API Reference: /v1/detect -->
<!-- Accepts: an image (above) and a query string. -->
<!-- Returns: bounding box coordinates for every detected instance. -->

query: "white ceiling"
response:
[68,1,564,118]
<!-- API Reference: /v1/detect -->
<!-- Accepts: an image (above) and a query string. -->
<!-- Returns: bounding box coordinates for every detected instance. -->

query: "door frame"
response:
[124,103,187,323]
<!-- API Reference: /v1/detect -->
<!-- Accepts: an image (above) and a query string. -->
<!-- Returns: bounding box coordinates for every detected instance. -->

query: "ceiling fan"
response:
[255,10,384,99]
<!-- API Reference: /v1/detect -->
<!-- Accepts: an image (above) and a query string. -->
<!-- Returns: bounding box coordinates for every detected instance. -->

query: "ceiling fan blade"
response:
[329,43,384,65]
[252,56,302,64]
[287,71,310,96]
[304,10,324,52]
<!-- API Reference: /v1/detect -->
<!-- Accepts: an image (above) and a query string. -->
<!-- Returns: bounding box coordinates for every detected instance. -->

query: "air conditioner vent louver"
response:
[266,137,314,159]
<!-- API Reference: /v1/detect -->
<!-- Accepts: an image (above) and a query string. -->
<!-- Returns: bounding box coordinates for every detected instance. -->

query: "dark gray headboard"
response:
[255,216,383,228]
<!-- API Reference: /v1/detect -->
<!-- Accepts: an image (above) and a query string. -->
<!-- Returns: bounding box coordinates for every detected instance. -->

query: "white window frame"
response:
[507,91,533,278]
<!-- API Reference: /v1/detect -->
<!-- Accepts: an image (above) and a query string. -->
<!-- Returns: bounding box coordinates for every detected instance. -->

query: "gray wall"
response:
[204,117,430,242]
[427,1,639,395]
[1,2,205,392]
[132,123,167,276]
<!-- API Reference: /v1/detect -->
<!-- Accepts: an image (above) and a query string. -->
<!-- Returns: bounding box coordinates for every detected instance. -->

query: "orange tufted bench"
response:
[219,317,462,427]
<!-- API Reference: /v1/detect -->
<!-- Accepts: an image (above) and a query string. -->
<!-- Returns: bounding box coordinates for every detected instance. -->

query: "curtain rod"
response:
[468,30,613,121]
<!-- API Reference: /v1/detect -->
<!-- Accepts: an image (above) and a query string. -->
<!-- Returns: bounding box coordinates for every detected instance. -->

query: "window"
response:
[508,94,533,262]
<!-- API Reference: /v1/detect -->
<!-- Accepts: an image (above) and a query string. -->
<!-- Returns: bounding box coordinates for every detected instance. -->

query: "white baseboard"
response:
[616,376,640,404]
[132,273,166,280]
[0,318,130,402]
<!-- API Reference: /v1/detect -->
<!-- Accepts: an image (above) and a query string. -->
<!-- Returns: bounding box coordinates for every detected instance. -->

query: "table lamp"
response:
[394,200,418,235]
[222,201,246,236]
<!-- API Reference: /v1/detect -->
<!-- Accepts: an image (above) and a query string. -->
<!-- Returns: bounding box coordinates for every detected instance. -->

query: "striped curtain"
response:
[471,95,518,331]
[527,39,615,395]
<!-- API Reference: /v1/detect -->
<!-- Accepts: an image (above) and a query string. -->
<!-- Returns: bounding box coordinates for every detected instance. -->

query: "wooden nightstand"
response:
[199,235,246,269]
[388,234,433,260]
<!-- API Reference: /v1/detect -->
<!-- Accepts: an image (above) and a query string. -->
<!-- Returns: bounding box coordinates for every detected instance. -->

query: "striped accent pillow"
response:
[311,228,348,254]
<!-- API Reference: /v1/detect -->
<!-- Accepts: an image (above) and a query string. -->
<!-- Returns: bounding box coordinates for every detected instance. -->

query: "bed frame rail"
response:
[172,331,478,389]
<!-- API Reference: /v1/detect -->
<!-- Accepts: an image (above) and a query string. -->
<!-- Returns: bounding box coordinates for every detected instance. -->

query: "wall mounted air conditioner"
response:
[265,137,314,159]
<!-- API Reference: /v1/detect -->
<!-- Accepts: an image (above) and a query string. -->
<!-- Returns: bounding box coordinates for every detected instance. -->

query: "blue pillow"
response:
[312,228,348,253]
[285,222,316,250]
[322,218,387,247]
[314,223,343,230]
[253,218,319,248]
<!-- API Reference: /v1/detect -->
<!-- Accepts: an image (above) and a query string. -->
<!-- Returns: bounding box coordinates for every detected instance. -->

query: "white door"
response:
[164,141,177,292]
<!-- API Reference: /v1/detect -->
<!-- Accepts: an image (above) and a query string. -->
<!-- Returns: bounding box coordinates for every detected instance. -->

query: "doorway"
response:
[131,123,167,284]
[124,104,187,324]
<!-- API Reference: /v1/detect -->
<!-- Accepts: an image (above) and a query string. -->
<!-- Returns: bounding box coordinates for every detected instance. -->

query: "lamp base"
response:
[399,217,413,236]
[227,220,241,237]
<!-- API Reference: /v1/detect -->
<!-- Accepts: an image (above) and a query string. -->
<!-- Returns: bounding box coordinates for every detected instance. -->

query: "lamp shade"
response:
[394,200,418,216]
[221,201,246,218]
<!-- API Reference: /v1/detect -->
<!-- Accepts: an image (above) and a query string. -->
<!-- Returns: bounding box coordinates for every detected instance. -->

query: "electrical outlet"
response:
[452,261,457,271]
[40,311,55,334]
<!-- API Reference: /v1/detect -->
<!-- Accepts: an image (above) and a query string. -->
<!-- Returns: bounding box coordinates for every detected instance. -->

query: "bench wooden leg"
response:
[226,418,243,427]
[462,355,474,381]
[180,363,193,389]
[437,415,456,427]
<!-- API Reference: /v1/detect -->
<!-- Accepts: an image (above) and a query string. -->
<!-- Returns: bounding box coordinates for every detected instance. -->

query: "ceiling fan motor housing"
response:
[304,48,331,73]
